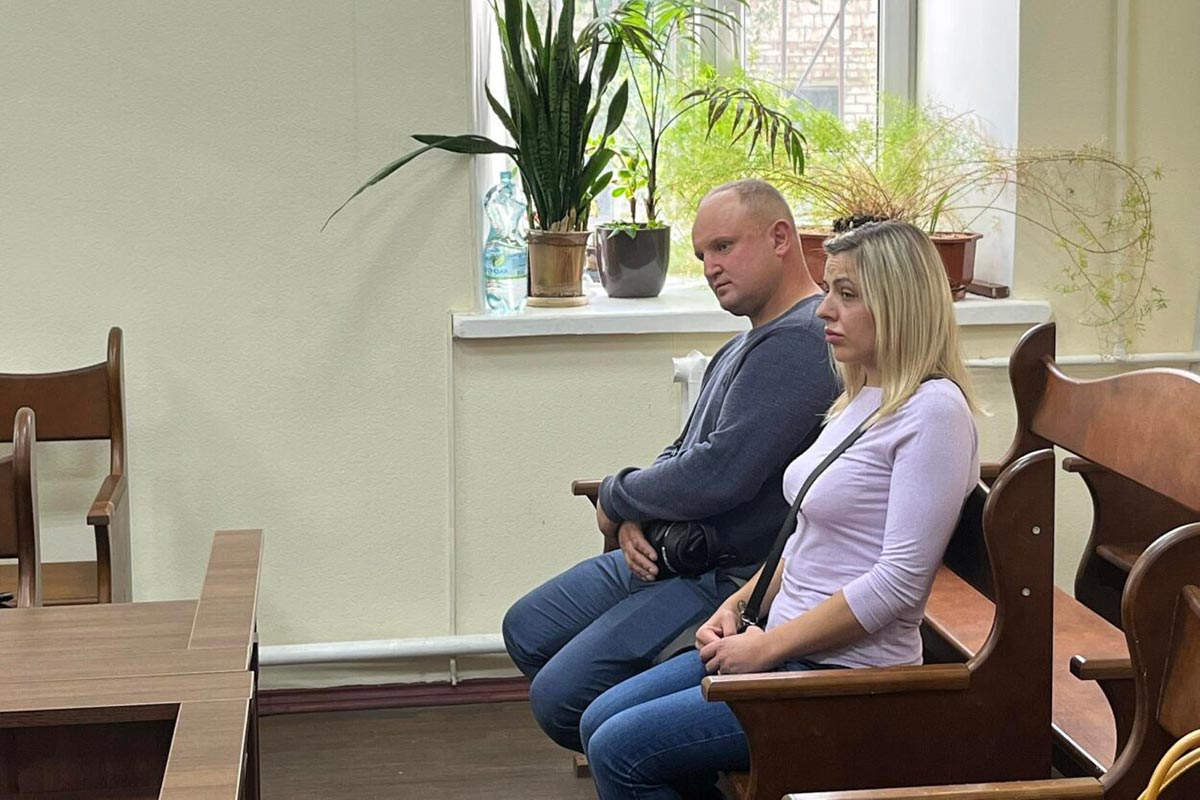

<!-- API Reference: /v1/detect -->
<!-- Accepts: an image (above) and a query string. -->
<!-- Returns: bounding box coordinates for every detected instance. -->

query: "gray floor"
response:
[261,702,597,799]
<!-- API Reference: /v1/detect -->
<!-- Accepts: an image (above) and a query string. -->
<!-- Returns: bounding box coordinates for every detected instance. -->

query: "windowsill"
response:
[451,278,1051,339]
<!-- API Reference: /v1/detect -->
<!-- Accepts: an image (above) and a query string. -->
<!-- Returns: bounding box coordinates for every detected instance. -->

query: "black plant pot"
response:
[596,225,671,298]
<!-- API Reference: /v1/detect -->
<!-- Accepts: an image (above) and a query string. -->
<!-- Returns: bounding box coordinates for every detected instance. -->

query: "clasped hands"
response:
[695,607,779,675]
[597,505,660,581]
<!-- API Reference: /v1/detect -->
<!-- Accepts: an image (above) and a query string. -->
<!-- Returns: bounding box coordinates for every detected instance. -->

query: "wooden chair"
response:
[784,520,1200,800]
[0,407,41,607]
[0,327,131,603]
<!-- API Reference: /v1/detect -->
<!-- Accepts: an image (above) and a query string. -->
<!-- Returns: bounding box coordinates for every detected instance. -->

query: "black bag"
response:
[643,520,734,579]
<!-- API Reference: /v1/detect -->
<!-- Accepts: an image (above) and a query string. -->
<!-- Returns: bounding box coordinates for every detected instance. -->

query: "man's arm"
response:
[598,331,834,524]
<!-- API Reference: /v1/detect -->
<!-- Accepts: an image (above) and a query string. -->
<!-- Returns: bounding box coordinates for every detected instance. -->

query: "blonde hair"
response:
[822,221,980,421]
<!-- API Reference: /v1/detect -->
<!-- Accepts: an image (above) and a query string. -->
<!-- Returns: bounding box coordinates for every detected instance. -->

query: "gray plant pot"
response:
[596,225,671,298]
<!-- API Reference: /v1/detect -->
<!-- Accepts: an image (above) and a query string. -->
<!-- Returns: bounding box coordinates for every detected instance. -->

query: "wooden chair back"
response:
[0,329,131,604]
[0,327,126,475]
[0,408,41,607]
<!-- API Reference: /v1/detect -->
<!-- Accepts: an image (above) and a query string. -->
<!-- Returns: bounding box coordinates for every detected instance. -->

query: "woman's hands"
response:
[695,606,780,675]
[699,626,780,675]
[695,606,740,648]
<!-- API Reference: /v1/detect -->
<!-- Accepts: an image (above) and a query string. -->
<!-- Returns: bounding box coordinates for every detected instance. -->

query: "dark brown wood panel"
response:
[1032,364,1200,514]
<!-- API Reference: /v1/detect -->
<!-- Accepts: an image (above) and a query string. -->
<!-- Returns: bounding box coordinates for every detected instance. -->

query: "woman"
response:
[580,220,981,799]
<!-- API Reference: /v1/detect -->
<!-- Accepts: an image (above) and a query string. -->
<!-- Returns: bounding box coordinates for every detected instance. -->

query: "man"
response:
[502,179,838,752]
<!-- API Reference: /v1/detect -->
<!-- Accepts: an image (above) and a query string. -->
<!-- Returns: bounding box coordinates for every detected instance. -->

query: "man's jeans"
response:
[502,550,737,752]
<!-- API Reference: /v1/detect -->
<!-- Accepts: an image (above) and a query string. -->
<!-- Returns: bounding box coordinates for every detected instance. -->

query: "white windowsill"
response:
[452,279,1051,339]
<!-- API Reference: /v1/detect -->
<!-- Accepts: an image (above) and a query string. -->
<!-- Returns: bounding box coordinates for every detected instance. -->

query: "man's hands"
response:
[699,625,779,675]
[618,521,659,581]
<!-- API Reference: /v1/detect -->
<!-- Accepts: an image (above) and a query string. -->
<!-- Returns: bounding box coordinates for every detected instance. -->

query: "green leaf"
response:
[485,83,518,141]
[603,81,629,140]
[324,134,514,230]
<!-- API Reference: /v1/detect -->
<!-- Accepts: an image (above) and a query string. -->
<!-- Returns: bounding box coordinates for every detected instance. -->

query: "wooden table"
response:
[0,530,262,799]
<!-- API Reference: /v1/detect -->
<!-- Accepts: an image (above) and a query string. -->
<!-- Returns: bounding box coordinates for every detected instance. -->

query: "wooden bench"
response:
[705,322,1200,799]
[770,322,1200,799]
[1064,457,1196,628]
[784,520,1200,800]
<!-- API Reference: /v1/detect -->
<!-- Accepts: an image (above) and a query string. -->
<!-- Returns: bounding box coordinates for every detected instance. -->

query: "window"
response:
[468,1,915,292]
[738,0,912,125]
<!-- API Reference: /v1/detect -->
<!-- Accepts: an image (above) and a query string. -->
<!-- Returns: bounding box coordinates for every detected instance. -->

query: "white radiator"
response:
[671,350,712,425]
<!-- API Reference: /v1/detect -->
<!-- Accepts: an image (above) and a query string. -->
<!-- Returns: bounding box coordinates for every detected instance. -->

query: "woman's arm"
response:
[699,589,867,674]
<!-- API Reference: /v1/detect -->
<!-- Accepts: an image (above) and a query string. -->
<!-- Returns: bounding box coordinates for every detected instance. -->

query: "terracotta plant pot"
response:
[595,225,671,298]
[798,228,983,300]
[527,230,591,307]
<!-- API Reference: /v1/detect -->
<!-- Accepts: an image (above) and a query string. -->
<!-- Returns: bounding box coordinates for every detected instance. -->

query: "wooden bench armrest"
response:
[784,777,1103,800]
[1061,456,1103,474]
[1068,654,1133,681]
[572,479,600,501]
[702,663,969,702]
[979,461,1003,482]
[87,473,128,526]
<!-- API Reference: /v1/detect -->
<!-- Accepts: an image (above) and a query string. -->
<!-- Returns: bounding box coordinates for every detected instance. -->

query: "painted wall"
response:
[1,1,1196,690]
[915,0,1019,288]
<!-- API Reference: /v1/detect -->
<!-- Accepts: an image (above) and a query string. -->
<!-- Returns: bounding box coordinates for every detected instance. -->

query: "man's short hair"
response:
[703,179,796,230]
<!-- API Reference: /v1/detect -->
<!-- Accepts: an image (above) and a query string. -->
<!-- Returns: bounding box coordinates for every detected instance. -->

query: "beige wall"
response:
[1,1,1196,689]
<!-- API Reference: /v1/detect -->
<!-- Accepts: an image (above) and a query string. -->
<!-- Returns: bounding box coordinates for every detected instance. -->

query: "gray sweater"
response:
[599,295,838,568]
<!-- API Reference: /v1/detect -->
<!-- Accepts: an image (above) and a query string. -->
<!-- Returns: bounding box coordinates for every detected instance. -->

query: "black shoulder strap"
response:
[738,413,874,630]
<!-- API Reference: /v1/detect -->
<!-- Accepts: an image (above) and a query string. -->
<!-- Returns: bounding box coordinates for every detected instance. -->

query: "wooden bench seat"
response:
[924,566,1130,775]
[1093,544,1144,573]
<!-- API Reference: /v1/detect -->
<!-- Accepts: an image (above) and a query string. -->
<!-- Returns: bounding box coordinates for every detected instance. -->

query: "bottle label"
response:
[484,248,528,280]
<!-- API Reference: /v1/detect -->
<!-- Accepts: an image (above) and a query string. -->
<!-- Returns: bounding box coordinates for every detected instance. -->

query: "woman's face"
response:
[817,253,879,382]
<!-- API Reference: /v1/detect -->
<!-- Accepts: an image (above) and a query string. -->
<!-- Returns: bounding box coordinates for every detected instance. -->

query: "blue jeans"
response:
[581,650,831,800]
[502,550,737,752]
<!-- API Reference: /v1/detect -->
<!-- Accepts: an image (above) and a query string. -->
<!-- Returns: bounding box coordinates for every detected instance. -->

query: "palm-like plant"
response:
[607,0,806,224]
[324,0,650,233]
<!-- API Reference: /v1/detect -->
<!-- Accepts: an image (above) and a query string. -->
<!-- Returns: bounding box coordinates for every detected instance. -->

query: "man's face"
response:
[691,193,783,320]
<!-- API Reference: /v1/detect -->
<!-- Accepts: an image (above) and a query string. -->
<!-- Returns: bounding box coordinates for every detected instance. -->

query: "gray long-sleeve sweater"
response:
[598,295,839,569]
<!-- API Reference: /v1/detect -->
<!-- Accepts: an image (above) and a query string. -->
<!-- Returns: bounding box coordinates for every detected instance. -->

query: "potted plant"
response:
[765,97,1162,342]
[758,99,992,297]
[324,0,649,307]
[594,0,807,298]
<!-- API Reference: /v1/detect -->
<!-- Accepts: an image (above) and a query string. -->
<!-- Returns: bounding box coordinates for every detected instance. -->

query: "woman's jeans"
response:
[502,550,740,752]
[581,650,833,800]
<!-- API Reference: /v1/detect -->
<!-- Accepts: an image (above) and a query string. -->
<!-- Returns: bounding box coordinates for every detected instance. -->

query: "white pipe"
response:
[964,352,1200,369]
[260,634,507,667]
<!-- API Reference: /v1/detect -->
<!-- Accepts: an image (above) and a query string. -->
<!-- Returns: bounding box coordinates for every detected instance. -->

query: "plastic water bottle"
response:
[482,171,529,313]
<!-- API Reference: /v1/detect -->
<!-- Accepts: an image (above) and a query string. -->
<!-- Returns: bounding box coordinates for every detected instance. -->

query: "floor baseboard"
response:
[259,676,531,716]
